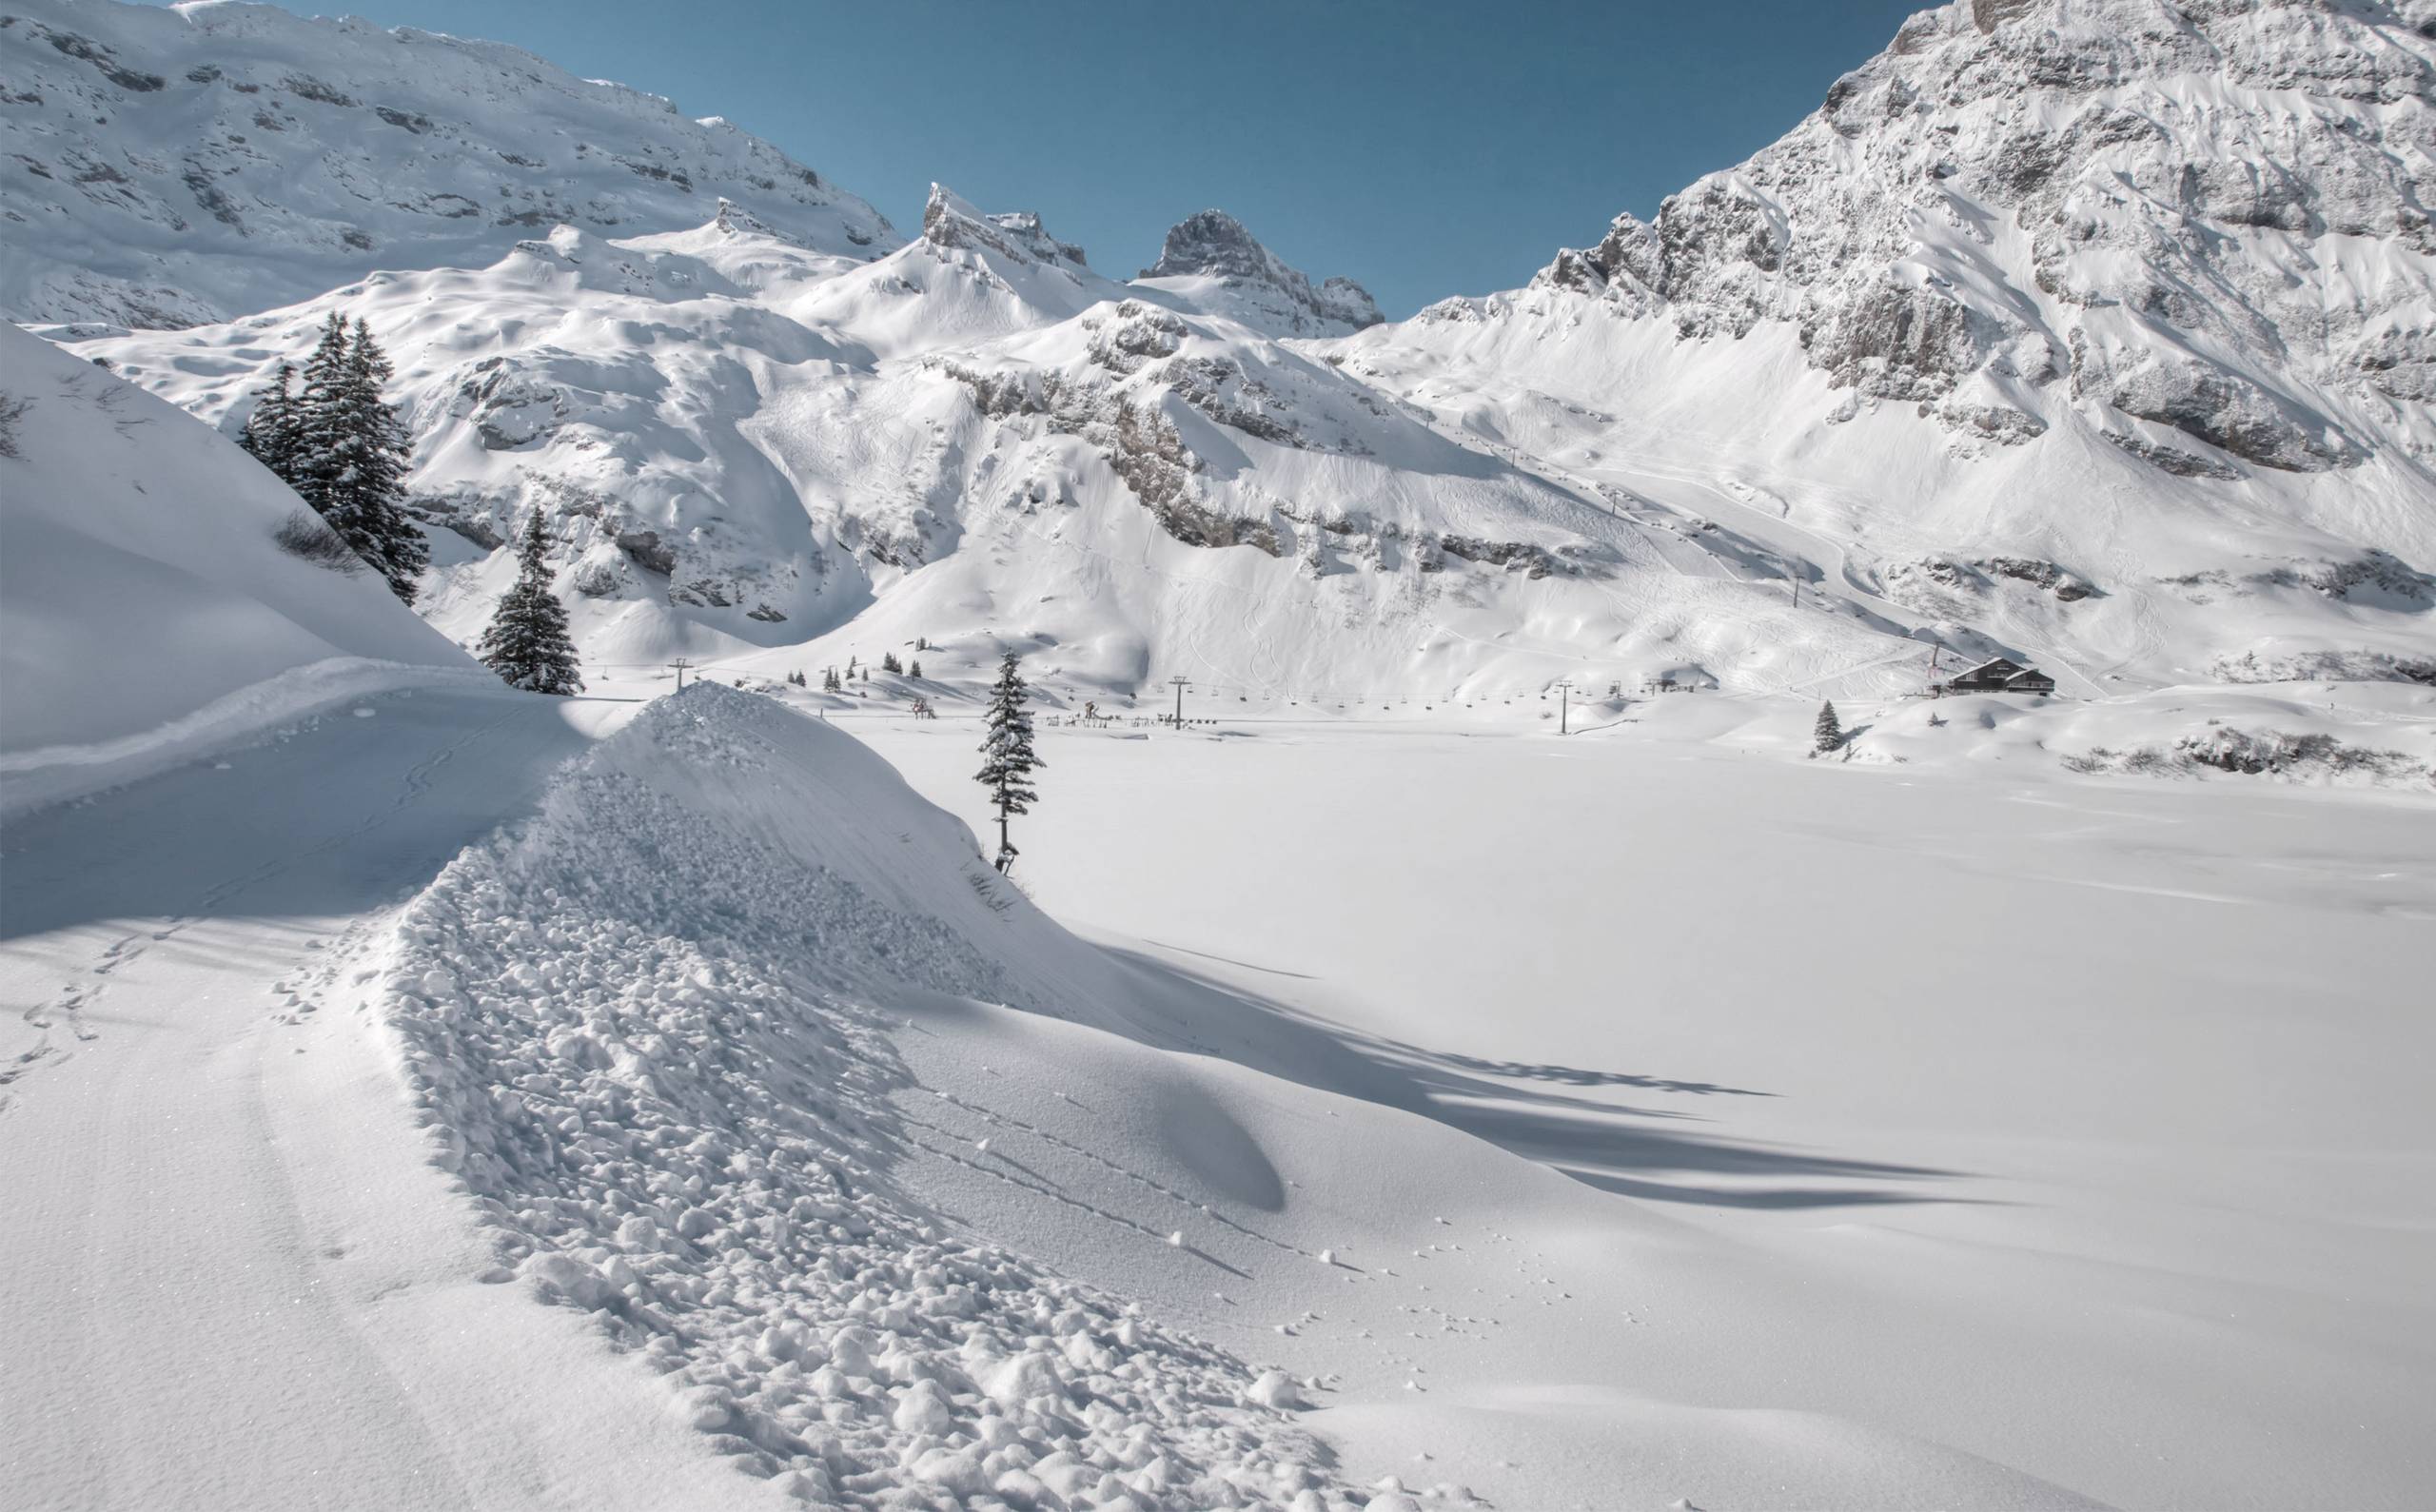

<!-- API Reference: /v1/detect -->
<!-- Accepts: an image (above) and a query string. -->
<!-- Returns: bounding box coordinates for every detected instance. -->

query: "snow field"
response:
[849,703,2436,1510]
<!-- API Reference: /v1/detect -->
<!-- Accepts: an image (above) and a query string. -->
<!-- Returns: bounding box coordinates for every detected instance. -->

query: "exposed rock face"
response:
[921,185,1089,272]
[0,0,895,327]
[1522,0,2432,469]
[1137,210,1383,336]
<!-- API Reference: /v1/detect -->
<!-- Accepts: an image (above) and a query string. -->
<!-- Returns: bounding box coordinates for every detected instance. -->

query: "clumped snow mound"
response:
[0,323,471,775]
[0,0,895,327]
[372,683,1380,1509]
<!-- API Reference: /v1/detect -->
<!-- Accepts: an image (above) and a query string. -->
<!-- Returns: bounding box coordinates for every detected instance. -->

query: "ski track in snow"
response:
[0,689,611,1507]
[5,697,529,1107]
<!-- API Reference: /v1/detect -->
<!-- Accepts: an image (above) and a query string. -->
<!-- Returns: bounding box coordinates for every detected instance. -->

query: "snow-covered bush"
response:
[2064,729,2432,786]
[0,390,29,459]
[270,507,366,574]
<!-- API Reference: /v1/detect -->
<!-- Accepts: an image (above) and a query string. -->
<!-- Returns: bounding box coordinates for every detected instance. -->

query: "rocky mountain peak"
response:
[1136,209,1382,336]
[919,185,1090,271]
[1522,0,2434,474]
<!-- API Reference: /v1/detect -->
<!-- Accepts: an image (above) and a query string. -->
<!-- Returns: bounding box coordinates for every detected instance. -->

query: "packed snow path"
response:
[0,689,758,1511]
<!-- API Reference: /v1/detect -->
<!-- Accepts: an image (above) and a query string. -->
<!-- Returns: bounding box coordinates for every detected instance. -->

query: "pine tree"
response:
[288,313,351,513]
[975,652,1042,874]
[915,636,928,652]
[908,658,922,679]
[239,362,302,477]
[1814,700,1843,754]
[478,512,584,696]
[282,313,428,602]
[881,652,903,675]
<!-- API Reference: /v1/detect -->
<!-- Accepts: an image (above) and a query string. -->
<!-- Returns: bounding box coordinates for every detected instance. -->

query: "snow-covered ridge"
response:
[374,681,1406,1510]
[0,0,896,327]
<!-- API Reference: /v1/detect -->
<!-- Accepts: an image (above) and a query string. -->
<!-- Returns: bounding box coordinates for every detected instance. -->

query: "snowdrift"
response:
[0,324,475,802]
[373,682,1374,1509]
[366,683,2126,1508]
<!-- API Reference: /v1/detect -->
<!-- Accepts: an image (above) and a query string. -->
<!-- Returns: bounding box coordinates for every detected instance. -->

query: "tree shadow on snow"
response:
[1096,946,1972,1211]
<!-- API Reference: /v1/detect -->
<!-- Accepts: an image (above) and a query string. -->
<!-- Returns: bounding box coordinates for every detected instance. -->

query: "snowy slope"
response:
[0,0,895,328]
[72,188,1919,707]
[0,322,475,809]
[1336,0,2436,696]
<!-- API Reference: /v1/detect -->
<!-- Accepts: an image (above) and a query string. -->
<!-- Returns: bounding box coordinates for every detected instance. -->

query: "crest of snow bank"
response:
[372,684,1371,1509]
[0,323,472,774]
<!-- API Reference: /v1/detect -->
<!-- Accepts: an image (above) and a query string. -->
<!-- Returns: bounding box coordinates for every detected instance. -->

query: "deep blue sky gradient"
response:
[206,0,1927,315]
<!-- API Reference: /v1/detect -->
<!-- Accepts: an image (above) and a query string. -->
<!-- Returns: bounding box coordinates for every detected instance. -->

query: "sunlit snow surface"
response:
[6,676,2429,1509]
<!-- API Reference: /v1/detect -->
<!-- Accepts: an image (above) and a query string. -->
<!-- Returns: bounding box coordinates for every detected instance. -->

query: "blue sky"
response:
[213,0,1926,315]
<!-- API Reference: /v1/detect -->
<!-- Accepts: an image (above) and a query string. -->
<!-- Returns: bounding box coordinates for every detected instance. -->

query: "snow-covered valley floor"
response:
[850,709,2436,1510]
[4,681,2431,1511]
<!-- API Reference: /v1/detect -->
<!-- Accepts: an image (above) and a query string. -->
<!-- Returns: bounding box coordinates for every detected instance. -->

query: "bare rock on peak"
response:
[1135,209,1382,337]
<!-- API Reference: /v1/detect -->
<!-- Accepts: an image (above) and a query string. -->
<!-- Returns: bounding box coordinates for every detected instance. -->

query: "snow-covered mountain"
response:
[1342,0,2436,691]
[0,0,896,327]
[77,185,1896,701]
[27,0,2436,708]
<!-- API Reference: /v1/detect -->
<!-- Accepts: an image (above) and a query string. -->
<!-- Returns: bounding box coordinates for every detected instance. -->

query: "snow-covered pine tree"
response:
[286,313,352,515]
[239,362,302,477]
[328,317,427,601]
[1814,700,1843,754]
[478,512,584,696]
[285,313,428,602]
[975,651,1043,874]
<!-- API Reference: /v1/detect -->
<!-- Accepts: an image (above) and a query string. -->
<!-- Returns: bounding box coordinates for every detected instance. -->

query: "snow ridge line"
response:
[364,686,1368,1510]
[0,657,493,821]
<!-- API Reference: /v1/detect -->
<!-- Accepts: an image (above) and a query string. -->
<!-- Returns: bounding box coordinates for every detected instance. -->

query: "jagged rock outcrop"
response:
[1519,0,2432,470]
[921,185,1090,272]
[1136,210,1383,336]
